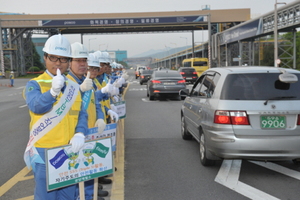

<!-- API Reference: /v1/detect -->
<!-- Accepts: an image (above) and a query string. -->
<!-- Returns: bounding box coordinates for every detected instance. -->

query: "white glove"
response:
[118,77,125,86]
[107,109,119,122]
[70,133,85,152]
[113,95,119,103]
[121,73,128,80]
[80,71,93,92]
[50,68,65,96]
[111,87,119,96]
[101,82,113,94]
[113,79,121,88]
[95,119,106,134]
[110,104,117,112]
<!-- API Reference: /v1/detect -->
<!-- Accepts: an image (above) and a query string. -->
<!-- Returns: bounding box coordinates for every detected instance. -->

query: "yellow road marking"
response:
[16,196,34,200]
[0,167,32,196]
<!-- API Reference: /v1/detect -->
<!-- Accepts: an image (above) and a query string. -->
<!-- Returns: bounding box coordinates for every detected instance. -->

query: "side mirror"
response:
[179,89,189,97]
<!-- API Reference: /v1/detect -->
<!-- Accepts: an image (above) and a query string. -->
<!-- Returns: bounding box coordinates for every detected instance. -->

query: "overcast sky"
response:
[1,0,297,57]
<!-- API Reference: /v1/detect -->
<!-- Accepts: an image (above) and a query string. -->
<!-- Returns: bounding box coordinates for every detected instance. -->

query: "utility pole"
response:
[274,0,286,67]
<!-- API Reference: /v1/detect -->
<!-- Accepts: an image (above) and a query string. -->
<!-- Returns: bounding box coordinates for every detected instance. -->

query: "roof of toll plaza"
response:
[0,9,250,34]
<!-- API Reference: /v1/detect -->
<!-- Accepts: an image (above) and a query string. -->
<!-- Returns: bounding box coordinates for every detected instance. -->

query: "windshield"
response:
[221,73,300,100]
[193,61,207,66]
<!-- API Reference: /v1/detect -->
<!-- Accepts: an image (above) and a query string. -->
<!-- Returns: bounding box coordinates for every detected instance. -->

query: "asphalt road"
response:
[1,71,300,200]
[124,69,300,200]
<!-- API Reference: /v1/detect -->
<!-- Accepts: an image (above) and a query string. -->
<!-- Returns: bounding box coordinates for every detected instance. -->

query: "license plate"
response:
[260,116,286,129]
[186,78,192,80]
[164,82,175,85]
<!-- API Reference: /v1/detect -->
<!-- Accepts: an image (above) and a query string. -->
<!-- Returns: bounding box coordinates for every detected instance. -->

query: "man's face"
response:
[106,65,112,74]
[44,54,70,75]
[70,58,88,78]
[87,66,100,79]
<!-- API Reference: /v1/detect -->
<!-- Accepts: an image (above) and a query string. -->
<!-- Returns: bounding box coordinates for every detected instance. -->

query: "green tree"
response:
[281,31,300,70]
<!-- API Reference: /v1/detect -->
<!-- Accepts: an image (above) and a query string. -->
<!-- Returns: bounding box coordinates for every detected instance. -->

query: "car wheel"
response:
[149,93,154,100]
[181,115,192,140]
[199,131,215,166]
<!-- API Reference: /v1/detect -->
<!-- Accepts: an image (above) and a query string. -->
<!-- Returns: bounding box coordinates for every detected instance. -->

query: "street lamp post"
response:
[274,0,286,67]
[180,37,188,59]
[88,38,96,52]
[170,42,178,69]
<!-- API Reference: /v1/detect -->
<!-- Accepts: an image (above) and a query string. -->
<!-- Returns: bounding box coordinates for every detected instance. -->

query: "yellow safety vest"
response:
[93,78,109,123]
[29,72,82,148]
[67,75,97,128]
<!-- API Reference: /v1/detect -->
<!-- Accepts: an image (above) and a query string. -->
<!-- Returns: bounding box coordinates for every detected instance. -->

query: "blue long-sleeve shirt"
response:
[68,71,104,120]
[24,70,88,135]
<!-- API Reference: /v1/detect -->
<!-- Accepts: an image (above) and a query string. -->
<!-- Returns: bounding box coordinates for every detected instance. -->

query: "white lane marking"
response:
[142,98,155,102]
[250,161,300,180]
[129,88,146,91]
[19,105,27,108]
[215,159,280,200]
[16,86,25,90]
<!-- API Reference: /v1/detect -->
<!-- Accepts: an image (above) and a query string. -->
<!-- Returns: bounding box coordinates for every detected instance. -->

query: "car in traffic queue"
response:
[139,69,153,85]
[178,67,198,84]
[135,66,147,79]
[179,66,300,166]
[147,70,186,100]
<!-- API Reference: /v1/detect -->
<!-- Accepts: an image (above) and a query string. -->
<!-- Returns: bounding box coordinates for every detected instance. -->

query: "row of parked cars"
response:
[138,65,300,166]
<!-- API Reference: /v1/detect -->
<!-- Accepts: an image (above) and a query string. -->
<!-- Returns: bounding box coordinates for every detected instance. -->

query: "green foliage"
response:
[27,66,41,72]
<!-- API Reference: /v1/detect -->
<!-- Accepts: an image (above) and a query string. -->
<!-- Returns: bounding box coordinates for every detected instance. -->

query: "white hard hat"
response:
[94,51,108,63]
[71,42,89,58]
[87,53,100,67]
[11,71,14,73]
[102,52,111,63]
[43,34,72,57]
[111,62,117,69]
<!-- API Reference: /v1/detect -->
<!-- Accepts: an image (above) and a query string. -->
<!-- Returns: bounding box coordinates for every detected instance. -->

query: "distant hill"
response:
[131,46,191,59]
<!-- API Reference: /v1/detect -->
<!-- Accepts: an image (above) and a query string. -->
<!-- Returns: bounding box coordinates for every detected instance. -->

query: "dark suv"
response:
[178,67,198,84]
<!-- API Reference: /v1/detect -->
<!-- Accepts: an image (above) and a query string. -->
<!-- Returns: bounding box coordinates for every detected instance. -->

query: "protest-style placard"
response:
[85,123,117,152]
[114,101,126,119]
[45,138,113,191]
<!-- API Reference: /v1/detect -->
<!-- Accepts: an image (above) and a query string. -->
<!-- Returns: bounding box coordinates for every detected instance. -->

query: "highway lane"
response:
[124,70,300,200]
[0,79,31,187]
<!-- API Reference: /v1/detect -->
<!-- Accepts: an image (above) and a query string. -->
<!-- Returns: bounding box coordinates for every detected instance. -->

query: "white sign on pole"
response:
[114,101,126,119]
[45,138,113,191]
[86,123,117,152]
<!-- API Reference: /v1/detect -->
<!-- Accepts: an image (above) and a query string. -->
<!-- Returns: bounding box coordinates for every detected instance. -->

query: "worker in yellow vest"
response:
[23,34,88,200]
[67,42,108,200]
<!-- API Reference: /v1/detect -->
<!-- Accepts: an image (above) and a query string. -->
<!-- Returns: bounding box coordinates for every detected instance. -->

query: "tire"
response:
[147,90,149,97]
[181,116,192,140]
[140,82,143,85]
[199,131,215,166]
[149,93,154,100]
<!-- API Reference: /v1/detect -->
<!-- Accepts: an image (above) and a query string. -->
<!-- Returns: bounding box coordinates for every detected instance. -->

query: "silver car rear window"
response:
[221,73,300,100]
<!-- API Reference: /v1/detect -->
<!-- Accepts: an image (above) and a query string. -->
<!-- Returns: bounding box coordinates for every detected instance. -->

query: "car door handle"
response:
[198,108,202,113]
[189,105,192,109]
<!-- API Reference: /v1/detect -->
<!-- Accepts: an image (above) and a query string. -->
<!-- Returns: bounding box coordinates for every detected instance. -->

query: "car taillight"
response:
[193,72,197,74]
[151,80,161,84]
[214,110,250,125]
[180,72,185,75]
[178,80,185,83]
[141,75,144,78]
[297,115,300,125]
